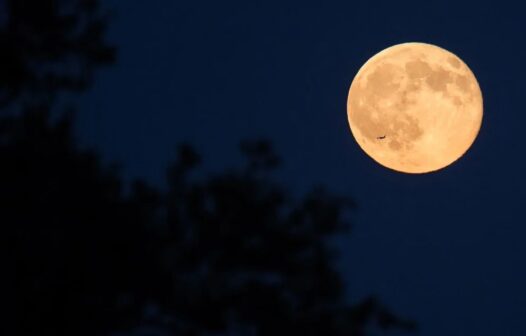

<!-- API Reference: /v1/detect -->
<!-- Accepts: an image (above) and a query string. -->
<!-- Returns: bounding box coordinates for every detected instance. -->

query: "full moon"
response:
[347,42,483,173]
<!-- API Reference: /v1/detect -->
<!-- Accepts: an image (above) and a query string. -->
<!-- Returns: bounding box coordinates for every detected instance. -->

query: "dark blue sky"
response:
[77,1,526,334]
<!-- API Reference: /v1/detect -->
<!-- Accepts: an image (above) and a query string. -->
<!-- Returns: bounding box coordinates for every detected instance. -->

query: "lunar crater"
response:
[447,56,461,68]
[426,66,452,92]
[366,63,403,98]
[405,59,432,78]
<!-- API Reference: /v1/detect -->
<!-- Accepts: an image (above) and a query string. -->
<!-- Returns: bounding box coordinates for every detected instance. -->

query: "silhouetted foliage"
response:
[154,141,416,335]
[2,108,158,334]
[0,0,115,109]
[1,1,416,335]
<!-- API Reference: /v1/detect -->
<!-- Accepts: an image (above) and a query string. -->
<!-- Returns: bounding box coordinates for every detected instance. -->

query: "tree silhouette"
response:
[0,0,114,109]
[1,1,416,335]
[2,108,157,335]
[155,140,416,335]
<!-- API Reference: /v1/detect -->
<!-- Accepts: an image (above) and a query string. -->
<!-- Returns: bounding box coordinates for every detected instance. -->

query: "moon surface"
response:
[347,42,483,173]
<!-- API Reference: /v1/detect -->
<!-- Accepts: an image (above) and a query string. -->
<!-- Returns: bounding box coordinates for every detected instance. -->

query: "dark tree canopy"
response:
[157,141,416,335]
[2,107,158,335]
[1,1,416,335]
[0,0,115,109]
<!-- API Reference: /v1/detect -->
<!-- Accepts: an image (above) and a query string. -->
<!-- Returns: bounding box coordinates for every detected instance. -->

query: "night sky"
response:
[77,1,525,335]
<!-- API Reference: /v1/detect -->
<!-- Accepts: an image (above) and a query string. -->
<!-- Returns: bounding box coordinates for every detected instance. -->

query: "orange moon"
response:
[347,42,483,173]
